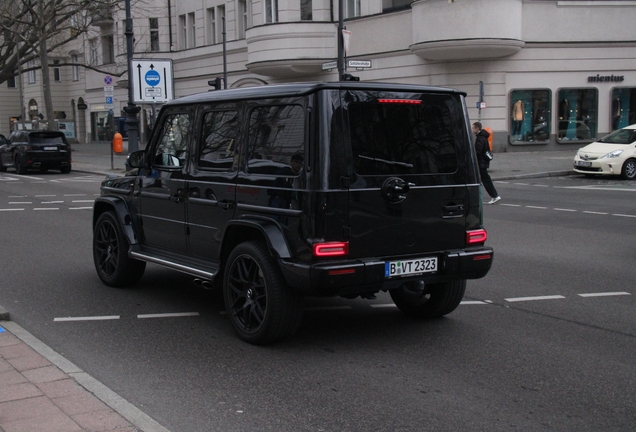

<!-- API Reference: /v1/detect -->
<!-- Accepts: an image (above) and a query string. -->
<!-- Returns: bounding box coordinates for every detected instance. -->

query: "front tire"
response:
[390,280,466,319]
[93,211,145,287]
[621,159,636,180]
[223,241,302,344]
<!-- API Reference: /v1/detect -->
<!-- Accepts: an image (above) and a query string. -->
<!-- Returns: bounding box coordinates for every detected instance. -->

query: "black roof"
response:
[166,81,466,106]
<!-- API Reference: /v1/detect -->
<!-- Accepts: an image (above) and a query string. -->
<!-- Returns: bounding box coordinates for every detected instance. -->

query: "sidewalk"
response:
[70,142,578,180]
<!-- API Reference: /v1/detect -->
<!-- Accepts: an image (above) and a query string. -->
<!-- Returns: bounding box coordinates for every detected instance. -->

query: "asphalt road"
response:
[0,171,635,431]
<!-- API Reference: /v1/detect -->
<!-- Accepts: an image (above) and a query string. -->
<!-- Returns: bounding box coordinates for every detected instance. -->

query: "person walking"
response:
[472,122,501,204]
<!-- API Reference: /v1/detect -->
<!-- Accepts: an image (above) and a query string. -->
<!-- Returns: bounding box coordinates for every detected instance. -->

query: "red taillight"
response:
[313,242,349,257]
[377,99,422,104]
[466,229,487,245]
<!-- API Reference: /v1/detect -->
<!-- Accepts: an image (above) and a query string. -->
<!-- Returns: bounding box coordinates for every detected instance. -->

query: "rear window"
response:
[29,133,66,144]
[348,95,458,176]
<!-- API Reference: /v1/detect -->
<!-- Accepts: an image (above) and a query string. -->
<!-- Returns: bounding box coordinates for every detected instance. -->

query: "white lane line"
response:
[578,292,631,298]
[137,312,200,319]
[9,202,32,204]
[304,306,353,311]
[505,295,566,303]
[612,213,636,218]
[35,195,56,197]
[501,204,521,207]
[514,183,530,186]
[64,194,87,197]
[72,200,95,203]
[0,208,25,212]
[70,207,93,210]
[554,208,577,212]
[42,201,65,204]
[9,195,26,198]
[54,315,120,322]
[370,304,397,308]
[533,184,549,187]
[526,206,548,209]
[461,300,490,305]
[34,208,59,211]
[583,211,608,215]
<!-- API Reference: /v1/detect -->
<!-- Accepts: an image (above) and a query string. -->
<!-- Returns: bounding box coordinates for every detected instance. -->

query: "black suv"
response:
[0,130,72,173]
[92,82,493,344]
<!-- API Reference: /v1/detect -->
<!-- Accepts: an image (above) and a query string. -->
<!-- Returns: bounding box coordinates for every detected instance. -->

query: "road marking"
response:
[70,207,92,210]
[501,203,521,207]
[65,194,87,197]
[583,211,608,215]
[612,213,636,218]
[9,202,32,204]
[514,183,530,186]
[0,208,24,212]
[461,300,490,305]
[578,292,631,298]
[35,194,56,197]
[137,312,200,319]
[54,315,120,322]
[505,295,566,302]
[526,206,548,209]
[533,184,549,187]
[42,201,64,204]
[34,208,59,211]
[72,200,95,203]
[554,208,577,212]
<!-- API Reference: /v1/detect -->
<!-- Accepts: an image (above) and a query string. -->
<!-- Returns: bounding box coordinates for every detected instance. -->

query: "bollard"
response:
[112,132,123,154]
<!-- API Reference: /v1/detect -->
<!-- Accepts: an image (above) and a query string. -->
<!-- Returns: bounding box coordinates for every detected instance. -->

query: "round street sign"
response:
[104,75,113,85]
[145,70,161,87]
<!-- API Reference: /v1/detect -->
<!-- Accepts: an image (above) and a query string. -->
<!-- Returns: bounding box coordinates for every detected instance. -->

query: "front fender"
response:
[93,196,140,246]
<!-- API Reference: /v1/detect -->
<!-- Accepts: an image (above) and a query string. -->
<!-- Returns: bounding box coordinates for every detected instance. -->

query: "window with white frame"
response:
[238,0,247,38]
[150,18,160,51]
[89,38,99,65]
[346,0,361,18]
[27,60,36,83]
[72,55,79,81]
[301,0,312,20]
[188,12,196,48]
[217,5,225,43]
[207,8,216,44]
[179,15,187,49]
[265,0,278,23]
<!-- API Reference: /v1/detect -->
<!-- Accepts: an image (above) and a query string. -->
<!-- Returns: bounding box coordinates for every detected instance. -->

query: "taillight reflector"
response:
[377,99,422,104]
[328,268,356,276]
[466,229,487,244]
[313,242,349,257]
[472,254,492,261]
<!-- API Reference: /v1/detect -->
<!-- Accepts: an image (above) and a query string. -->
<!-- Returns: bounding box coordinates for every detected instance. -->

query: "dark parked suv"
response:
[92,82,493,344]
[0,130,72,173]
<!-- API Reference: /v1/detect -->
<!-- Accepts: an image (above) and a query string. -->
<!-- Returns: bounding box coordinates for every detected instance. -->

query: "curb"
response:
[492,170,577,181]
[0,305,9,321]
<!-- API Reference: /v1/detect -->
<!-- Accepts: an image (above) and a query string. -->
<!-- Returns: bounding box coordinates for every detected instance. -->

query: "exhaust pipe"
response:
[193,278,215,290]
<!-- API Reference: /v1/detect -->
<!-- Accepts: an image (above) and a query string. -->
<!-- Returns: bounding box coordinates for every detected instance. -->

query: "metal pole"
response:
[478,81,484,121]
[337,0,344,81]
[124,0,140,153]
[222,17,227,89]
[16,46,26,130]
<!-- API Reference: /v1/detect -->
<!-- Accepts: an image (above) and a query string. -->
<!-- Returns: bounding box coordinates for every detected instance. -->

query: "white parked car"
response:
[573,124,636,180]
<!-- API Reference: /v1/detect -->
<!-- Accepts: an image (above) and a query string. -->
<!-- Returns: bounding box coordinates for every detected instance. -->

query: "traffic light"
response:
[208,77,223,90]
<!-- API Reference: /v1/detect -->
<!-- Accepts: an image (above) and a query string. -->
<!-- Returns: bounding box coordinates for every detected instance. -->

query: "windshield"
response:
[598,128,636,144]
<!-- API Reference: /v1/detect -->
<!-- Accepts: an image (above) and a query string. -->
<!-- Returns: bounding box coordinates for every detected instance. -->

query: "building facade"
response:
[2,0,635,152]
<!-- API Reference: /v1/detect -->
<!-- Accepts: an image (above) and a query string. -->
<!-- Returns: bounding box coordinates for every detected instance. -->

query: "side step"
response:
[130,250,217,280]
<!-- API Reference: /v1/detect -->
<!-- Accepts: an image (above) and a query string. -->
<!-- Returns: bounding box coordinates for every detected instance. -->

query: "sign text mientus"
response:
[588,74,624,83]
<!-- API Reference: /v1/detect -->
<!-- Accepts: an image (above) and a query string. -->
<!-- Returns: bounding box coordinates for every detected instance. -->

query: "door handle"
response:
[173,188,184,203]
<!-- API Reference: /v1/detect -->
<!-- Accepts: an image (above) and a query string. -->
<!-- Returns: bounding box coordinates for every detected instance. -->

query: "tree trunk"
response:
[39,37,55,131]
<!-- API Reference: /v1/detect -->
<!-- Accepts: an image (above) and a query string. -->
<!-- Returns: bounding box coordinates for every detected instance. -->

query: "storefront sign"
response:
[588,74,624,83]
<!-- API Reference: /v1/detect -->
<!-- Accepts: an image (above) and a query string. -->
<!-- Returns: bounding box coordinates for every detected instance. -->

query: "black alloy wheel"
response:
[390,279,466,319]
[223,241,302,344]
[621,159,636,180]
[93,211,145,287]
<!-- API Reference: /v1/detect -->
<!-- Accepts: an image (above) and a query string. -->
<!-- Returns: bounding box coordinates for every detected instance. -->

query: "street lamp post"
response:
[337,0,345,81]
[124,0,140,153]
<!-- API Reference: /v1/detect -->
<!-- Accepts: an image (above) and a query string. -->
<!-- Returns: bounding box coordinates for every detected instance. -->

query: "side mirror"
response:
[126,150,146,170]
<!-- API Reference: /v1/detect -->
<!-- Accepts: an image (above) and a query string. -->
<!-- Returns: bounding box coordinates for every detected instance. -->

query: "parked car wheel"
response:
[93,211,146,287]
[0,163,6,172]
[390,279,466,319]
[60,165,71,174]
[14,156,27,174]
[223,241,302,344]
[621,159,636,180]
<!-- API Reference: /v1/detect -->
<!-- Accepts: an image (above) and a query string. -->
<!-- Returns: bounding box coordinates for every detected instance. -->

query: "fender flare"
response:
[222,218,292,259]
[93,196,140,246]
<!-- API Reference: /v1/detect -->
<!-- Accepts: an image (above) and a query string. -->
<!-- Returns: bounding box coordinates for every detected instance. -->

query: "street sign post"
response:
[131,59,174,104]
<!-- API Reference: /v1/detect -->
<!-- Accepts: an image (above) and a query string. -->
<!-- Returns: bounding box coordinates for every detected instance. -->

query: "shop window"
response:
[611,88,636,131]
[509,89,551,144]
[556,88,597,142]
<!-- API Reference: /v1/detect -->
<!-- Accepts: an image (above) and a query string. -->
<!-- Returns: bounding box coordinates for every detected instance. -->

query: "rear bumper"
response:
[23,151,71,168]
[279,247,494,296]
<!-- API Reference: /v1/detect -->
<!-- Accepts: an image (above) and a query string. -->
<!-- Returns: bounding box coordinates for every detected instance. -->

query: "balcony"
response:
[245,22,337,78]
[92,8,114,28]
[410,0,524,61]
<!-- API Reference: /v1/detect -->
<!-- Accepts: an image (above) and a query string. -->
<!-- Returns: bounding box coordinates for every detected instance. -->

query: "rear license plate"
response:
[43,146,57,151]
[385,257,437,278]
[577,161,592,167]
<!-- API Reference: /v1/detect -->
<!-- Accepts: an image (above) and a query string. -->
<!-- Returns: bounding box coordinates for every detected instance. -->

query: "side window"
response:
[247,104,305,175]
[199,110,238,171]
[152,113,191,168]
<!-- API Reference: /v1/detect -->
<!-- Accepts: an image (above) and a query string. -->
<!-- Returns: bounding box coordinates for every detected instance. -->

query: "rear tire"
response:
[60,165,71,174]
[390,280,466,319]
[621,159,636,180]
[223,241,302,344]
[93,211,145,287]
